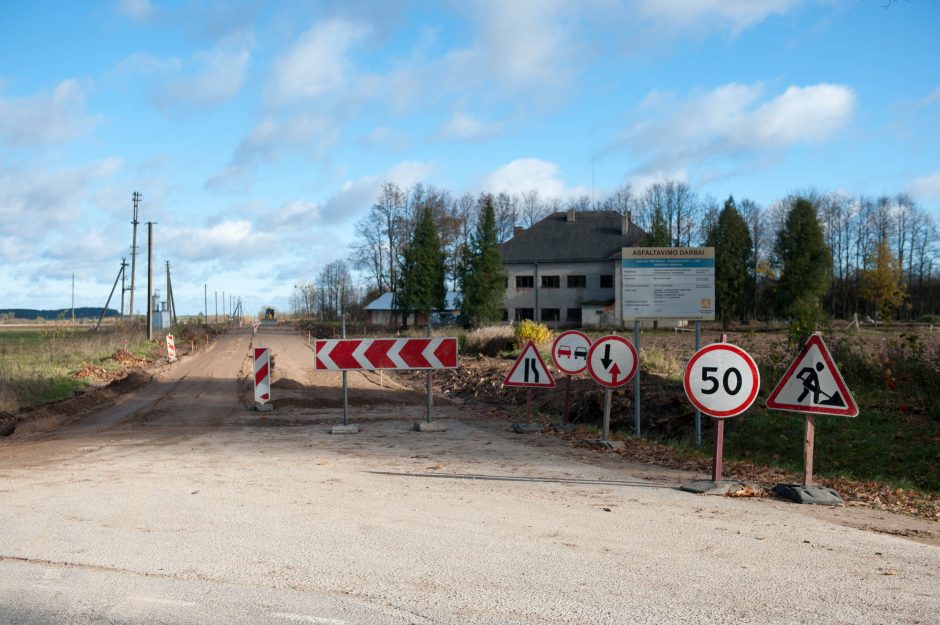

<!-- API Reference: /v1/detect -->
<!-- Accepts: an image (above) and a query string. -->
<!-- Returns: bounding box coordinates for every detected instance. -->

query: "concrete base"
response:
[583,439,625,450]
[512,423,544,434]
[414,421,447,432]
[330,424,359,435]
[680,479,756,496]
[255,403,273,412]
[551,423,577,433]
[772,483,844,505]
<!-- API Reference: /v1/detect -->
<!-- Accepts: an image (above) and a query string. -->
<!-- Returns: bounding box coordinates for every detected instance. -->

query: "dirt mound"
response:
[271,378,306,390]
[110,349,150,368]
[0,413,15,437]
[74,365,124,382]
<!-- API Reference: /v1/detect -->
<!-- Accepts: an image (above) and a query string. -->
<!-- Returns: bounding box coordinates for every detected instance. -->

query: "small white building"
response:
[364,291,462,328]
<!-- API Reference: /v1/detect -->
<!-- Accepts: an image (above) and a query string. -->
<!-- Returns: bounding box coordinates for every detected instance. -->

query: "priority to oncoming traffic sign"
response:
[551,330,591,376]
[684,343,759,418]
[587,335,638,388]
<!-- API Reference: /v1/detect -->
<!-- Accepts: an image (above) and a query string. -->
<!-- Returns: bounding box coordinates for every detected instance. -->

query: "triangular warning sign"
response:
[766,334,858,417]
[503,341,556,388]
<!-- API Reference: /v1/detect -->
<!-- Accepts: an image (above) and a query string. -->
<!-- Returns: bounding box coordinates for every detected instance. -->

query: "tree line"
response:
[291,179,938,326]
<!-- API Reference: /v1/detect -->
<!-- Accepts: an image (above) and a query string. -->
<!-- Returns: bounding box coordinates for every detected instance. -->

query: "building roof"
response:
[499,210,646,264]
[364,291,462,311]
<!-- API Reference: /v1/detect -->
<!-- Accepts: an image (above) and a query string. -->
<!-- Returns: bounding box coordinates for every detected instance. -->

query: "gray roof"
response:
[365,291,462,311]
[499,211,646,263]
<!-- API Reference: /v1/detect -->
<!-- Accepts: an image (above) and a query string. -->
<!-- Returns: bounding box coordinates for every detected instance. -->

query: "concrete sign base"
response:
[255,403,273,412]
[512,423,544,434]
[551,423,577,433]
[584,439,625,450]
[330,424,359,435]
[772,483,844,505]
[680,479,757,496]
[414,421,447,432]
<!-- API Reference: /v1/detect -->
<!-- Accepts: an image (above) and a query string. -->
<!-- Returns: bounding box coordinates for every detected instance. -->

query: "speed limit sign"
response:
[684,343,760,418]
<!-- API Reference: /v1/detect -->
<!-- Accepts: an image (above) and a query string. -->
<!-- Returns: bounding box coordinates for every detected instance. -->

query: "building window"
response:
[515,308,534,321]
[600,274,614,288]
[567,308,582,324]
[567,275,586,288]
[501,309,508,321]
[541,308,560,322]
[516,275,534,288]
[541,275,560,288]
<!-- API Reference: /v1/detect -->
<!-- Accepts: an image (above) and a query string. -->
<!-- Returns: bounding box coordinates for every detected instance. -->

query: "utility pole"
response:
[215,291,218,323]
[165,260,177,325]
[71,274,75,324]
[129,192,141,320]
[222,291,226,318]
[147,222,155,340]
[204,284,208,323]
[120,258,127,316]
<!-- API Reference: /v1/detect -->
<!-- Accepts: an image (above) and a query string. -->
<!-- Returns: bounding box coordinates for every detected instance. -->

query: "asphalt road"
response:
[0,327,937,624]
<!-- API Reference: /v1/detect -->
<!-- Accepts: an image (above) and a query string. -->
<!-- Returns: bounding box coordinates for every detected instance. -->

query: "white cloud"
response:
[437,112,501,141]
[638,0,801,34]
[480,158,586,199]
[117,0,155,22]
[164,219,266,263]
[320,160,433,223]
[272,18,369,102]
[360,126,410,152]
[618,82,855,176]
[156,38,252,111]
[114,52,182,75]
[907,171,940,202]
[0,80,99,147]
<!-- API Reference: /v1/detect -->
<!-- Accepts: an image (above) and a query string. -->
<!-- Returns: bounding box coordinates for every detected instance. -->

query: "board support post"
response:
[803,414,816,486]
[603,388,612,441]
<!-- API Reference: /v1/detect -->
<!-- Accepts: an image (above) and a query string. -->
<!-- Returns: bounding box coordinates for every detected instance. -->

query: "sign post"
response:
[682,339,759,485]
[551,331,591,425]
[166,334,176,362]
[766,333,858,505]
[586,335,638,446]
[503,341,556,424]
[253,347,272,412]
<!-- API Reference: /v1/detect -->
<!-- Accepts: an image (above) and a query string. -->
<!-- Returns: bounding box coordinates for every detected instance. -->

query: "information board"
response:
[621,247,715,321]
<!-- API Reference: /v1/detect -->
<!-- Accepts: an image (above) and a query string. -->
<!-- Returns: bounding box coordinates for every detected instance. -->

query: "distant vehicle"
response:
[264,307,275,320]
[431,312,463,327]
[574,346,588,359]
[558,345,572,358]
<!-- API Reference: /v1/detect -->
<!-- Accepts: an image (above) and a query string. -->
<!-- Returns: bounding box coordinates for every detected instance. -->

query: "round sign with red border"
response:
[684,343,760,418]
[551,330,592,375]
[587,335,638,388]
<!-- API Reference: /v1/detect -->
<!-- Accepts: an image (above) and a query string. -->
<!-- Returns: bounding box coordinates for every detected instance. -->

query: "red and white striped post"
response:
[166,334,176,362]
[253,347,272,412]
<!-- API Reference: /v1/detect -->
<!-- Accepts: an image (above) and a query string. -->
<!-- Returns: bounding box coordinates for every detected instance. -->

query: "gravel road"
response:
[0,326,936,624]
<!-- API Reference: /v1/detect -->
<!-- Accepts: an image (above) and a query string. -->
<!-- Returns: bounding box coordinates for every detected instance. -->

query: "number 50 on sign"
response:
[684,344,760,418]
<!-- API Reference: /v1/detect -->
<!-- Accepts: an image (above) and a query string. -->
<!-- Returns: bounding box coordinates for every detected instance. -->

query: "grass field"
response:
[0,324,156,413]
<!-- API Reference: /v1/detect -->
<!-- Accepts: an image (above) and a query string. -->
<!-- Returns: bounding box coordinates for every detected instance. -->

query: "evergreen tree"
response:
[774,197,832,343]
[647,205,670,246]
[461,195,507,325]
[705,196,753,329]
[397,206,446,327]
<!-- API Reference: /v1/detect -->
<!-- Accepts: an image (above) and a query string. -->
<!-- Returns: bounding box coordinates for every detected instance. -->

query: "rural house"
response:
[499,210,646,327]
[364,291,462,328]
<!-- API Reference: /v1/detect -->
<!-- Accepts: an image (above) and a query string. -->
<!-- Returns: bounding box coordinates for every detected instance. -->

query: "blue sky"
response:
[1,0,938,315]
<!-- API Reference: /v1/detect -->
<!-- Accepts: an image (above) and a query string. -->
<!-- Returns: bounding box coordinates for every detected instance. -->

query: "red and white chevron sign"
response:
[315,337,458,371]
[254,347,271,403]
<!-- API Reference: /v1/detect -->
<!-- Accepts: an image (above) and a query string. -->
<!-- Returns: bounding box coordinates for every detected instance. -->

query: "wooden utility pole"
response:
[129,192,141,320]
[71,273,75,324]
[120,258,127,316]
[204,283,208,322]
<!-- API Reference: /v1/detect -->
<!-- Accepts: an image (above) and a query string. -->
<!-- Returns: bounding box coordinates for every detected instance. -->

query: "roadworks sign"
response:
[503,341,556,388]
[766,334,858,417]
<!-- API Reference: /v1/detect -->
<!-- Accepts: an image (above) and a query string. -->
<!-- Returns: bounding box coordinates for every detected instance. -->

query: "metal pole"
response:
[342,313,349,426]
[633,319,641,437]
[603,388,612,440]
[694,320,702,447]
[426,321,433,423]
[147,222,153,341]
[803,415,816,486]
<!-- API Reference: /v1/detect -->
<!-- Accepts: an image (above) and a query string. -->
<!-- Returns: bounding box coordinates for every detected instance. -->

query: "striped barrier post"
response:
[166,334,176,362]
[254,347,272,412]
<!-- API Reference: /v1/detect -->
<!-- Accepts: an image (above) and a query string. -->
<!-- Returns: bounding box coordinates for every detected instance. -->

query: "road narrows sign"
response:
[587,335,638,388]
[503,341,556,388]
[314,338,458,370]
[683,343,759,418]
[551,330,591,375]
[766,334,858,417]
[254,347,271,404]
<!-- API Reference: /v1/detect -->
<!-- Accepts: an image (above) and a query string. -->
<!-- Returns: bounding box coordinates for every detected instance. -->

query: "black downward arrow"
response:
[601,344,613,370]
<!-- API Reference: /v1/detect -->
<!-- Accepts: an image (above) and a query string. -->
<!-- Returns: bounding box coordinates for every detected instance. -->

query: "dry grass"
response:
[462,325,515,357]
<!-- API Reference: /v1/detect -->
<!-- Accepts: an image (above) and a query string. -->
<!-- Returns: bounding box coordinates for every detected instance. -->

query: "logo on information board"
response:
[766,334,858,417]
